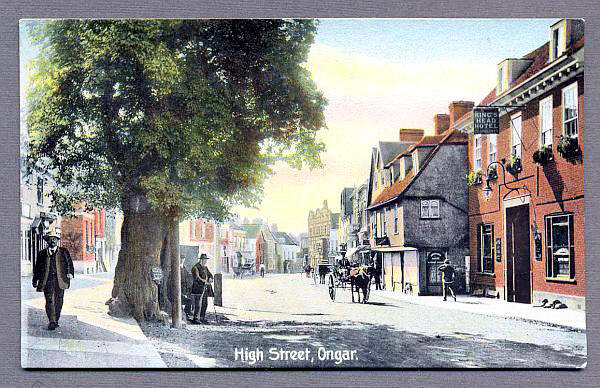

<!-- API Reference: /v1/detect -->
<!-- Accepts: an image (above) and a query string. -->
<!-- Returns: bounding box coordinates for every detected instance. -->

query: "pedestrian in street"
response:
[32,229,74,330]
[191,253,213,324]
[180,256,194,320]
[259,262,265,278]
[437,258,457,302]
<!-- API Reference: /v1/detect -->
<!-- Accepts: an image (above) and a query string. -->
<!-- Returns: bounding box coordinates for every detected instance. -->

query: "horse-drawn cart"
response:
[233,263,255,278]
[327,263,374,303]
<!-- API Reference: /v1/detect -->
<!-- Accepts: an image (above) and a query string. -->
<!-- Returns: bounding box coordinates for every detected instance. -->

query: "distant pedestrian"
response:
[180,257,194,319]
[32,229,74,330]
[437,258,456,302]
[191,254,213,323]
[259,262,265,277]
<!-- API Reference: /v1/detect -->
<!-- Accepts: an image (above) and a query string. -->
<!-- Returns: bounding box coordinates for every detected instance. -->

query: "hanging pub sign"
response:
[473,107,500,134]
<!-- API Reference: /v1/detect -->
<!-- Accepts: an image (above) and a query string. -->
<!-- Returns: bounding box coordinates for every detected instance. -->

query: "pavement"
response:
[21,271,166,368]
[370,288,587,331]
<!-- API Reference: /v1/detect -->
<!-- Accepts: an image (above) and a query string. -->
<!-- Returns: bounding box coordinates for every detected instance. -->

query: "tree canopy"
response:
[26,19,327,221]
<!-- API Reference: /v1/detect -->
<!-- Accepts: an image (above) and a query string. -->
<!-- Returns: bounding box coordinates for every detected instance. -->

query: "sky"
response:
[19,19,558,235]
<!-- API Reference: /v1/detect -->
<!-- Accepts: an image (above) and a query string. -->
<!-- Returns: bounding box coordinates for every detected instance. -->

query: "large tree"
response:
[25,19,326,321]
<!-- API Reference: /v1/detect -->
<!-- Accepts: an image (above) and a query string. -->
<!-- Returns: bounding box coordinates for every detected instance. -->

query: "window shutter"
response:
[490,224,495,273]
[477,224,482,273]
[569,214,575,279]
[545,217,552,277]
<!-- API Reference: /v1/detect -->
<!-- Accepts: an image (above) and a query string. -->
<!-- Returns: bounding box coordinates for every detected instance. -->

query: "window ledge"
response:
[476,272,496,277]
[545,277,576,284]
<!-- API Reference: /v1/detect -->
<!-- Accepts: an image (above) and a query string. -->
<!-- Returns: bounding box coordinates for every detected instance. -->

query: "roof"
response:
[238,224,261,239]
[386,132,467,167]
[378,141,411,166]
[273,232,297,246]
[330,213,340,229]
[370,129,467,208]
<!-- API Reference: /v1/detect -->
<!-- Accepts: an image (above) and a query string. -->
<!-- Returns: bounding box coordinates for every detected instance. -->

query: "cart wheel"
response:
[328,274,336,301]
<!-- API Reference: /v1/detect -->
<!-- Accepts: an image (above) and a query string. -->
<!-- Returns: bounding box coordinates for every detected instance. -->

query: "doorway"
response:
[505,204,531,304]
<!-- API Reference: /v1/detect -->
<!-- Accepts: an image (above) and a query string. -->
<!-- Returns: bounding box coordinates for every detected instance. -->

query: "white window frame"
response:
[412,151,420,173]
[382,208,387,236]
[498,65,505,93]
[546,213,574,279]
[421,199,440,219]
[511,113,522,158]
[562,82,578,138]
[551,25,565,61]
[539,96,553,147]
[479,224,494,274]
[488,134,497,164]
[474,134,482,171]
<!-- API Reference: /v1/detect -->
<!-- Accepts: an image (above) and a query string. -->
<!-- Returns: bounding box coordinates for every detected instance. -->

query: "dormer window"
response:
[498,65,505,93]
[551,22,565,61]
[412,151,420,174]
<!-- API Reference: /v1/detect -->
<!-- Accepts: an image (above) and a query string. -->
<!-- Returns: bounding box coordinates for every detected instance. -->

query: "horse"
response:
[349,265,375,304]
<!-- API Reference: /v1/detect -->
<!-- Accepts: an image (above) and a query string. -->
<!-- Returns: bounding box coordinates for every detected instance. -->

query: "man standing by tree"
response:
[32,229,75,330]
[191,254,213,324]
[180,256,194,320]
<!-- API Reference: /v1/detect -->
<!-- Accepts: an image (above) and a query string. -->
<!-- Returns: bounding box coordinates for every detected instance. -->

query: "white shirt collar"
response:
[49,246,57,255]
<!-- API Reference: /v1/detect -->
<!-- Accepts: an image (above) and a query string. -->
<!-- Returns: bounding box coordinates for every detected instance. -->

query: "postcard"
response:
[20,18,586,368]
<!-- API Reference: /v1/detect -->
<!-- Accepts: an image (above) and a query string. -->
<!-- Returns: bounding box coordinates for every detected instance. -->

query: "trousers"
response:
[442,281,456,301]
[193,292,208,320]
[44,277,65,323]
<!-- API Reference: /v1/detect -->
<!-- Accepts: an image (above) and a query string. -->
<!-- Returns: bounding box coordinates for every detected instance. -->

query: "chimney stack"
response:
[399,128,424,143]
[433,114,450,135]
[449,101,475,129]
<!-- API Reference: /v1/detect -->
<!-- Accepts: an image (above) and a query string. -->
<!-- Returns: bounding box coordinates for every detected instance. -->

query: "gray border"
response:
[1,1,599,386]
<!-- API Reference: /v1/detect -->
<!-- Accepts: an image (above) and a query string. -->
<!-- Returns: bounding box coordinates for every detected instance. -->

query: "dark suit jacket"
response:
[33,247,75,292]
[191,263,213,296]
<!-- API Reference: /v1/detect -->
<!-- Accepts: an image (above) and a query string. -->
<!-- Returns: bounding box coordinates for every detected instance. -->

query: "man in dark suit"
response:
[190,254,213,324]
[180,256,194,319]
[32,229,75,330]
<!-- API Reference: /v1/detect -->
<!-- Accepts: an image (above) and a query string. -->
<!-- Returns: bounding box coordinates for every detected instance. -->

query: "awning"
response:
[372,246,418,252]
[345,245,370,258]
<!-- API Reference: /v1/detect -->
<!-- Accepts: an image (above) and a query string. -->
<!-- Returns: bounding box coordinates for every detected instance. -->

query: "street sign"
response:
[151,266,163,284]
[474,107,500,134]
[495,238,502,262]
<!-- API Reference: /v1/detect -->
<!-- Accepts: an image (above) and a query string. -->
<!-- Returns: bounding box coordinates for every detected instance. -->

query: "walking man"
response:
[191,254,213,324]
[437,258,457,302]
[32,229,74,330]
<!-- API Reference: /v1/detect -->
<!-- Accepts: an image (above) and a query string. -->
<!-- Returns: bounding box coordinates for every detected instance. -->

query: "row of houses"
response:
[334,19,585,309]
[179,219,301,275]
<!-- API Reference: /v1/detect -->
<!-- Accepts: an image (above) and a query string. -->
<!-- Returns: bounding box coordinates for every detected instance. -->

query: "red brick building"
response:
[61,208,106,274]
[256,231,265,270]
[456,19,584,309]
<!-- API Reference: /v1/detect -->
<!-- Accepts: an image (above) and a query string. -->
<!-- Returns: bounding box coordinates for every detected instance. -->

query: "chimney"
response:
[449,101,475,129]
[399,128,424,143]
[433,114,450,135]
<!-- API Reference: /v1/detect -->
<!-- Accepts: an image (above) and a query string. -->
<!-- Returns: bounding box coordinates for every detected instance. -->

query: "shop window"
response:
[545,213,575,279]
[478,224,494,274]
[562,82,578,138]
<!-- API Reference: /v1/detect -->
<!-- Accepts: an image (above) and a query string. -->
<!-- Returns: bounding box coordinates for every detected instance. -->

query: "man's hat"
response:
[43,228,60,241]
[198,253,210,260]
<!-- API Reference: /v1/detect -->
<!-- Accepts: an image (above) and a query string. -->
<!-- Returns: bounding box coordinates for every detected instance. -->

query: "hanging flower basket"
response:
[506,154,522,176]
[486,165,498,181]
[532,145,554,166]
[467,169,482,187]
[557,135,581,162]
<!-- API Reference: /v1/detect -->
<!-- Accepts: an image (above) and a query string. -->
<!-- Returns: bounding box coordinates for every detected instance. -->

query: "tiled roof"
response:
[273,231,297,245]
[238,224,261,239]
[371,129,466,207]
[378,141,411,165]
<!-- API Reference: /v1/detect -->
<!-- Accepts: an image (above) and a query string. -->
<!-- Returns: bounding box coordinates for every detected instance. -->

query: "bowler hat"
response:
[43,229,60,241]
[198,253,210,260]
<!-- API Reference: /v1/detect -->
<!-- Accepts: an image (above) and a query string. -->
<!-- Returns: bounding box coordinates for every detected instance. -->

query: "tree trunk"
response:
[110,193,165,321]
[168,218,181,328]
[158,226,172,314]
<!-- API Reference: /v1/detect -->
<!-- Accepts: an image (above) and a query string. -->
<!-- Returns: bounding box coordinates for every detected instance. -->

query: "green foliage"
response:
[466,169,482,187]
[486,164,498,181]
[506,153,522,176]
[532,145,553,166]
[25,19,327,221]
[557,135,580,163]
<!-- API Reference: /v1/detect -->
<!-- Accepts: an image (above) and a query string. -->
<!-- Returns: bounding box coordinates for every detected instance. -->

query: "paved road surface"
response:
[141,273,586,368]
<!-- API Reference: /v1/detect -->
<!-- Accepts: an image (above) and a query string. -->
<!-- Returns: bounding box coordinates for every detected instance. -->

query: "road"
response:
[141,273,587,368]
